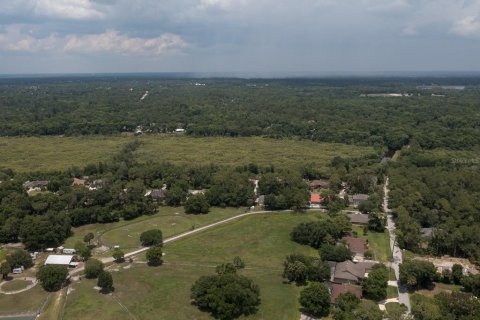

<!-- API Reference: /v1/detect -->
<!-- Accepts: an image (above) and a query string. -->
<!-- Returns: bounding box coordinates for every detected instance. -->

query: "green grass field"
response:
[353,226,391,262]
[64,206,245,251]
[387,286,398,299]
[0,135,376,172]
[0,284,48,316]
[1,279,33,292]
[0,249,6,262]
[64,212,322,319]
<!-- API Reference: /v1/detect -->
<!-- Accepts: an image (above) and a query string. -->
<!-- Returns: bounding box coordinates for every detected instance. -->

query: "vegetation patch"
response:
[1,279,33,292]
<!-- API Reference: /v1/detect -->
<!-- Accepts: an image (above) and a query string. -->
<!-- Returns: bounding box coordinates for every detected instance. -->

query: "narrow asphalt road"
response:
[384,177,411,313]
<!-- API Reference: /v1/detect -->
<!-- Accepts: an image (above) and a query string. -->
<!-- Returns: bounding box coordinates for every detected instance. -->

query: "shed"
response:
[44,255,74,266]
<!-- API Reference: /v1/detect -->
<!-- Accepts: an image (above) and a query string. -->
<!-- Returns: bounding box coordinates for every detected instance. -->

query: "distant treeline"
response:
[1,78,479,150]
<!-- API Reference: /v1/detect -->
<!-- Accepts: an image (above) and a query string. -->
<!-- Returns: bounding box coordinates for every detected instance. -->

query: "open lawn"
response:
[0,284,48,316]
[0,249,6,262]
[385,302,407,317]
[353,226,391,262]
[64,206,245,252]
[0,135,376,172]
[100,207,245,249]
[64,212,322,319]
[0,279,33,292]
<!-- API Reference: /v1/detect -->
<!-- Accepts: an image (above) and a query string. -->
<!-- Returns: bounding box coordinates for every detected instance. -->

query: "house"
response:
[62,248,76,255]
[329,283,363,303]
[333,261,376,284]
[23,180,49,191]
[309,179,330,190]
[175,128,185,133]
[348,194,369,208]
[347,213,369,225]
[44,255,74,266]
[145,189,168,202]
[310,193,323,208]
[341,236,367,258]
[72,178,86,187]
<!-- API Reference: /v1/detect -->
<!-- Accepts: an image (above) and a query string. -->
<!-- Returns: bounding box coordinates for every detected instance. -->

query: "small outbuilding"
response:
[44,255,74,266]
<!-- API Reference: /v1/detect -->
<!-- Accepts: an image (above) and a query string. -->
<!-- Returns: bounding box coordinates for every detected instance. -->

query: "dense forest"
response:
[1,76,480,150]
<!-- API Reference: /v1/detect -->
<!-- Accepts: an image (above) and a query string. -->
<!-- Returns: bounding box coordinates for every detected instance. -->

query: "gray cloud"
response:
[0,0,480,73]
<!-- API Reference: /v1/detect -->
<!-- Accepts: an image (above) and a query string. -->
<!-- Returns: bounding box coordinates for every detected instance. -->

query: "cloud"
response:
[0,26,188,56]
[64,30,188,55]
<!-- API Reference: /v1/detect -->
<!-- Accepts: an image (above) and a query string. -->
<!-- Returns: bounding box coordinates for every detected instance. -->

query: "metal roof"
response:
[44,255,74,265]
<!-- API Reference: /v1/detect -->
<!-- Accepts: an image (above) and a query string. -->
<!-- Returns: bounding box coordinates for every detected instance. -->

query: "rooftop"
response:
[44,255,74,265]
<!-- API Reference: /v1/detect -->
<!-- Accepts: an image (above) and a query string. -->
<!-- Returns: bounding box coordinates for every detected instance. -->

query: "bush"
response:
[283,254,330,284]
[361,264,388,301]
[85,259,104,279]
[399,260,436,290]
[319,244,352,262]
[112,249,125,263]
[38,265,68,292]
[191,273,260,320]
[299,282,330,317]
[185,194,210,214]
[140,229,163,247]
[97,271,113,293]
[146,246,163,266]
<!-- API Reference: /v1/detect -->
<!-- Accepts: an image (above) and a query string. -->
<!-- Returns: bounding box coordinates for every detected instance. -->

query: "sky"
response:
[0,0,480,75]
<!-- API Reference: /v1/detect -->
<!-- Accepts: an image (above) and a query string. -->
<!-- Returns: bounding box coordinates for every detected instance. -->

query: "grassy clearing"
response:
[415,282,462,297]
[64,206,245,252]
[0,135,376,172]
[353,226,391,262]
[137,136,376,170]
[0,284,48,316]
[1,279,33,292]
[63,279,130,320]
[64,212,322,319]
[100,207,245,249]
[0,136,128,172]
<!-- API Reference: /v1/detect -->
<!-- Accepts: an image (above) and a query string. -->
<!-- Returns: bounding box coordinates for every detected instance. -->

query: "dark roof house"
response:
[333,261,376,284]
[309,179,330,189]
[23,180,49,189]
[348,194,370,207]
[341,236,367,255]
[147,189,168,200]
[347,213,369,225]
[330,283,363,303]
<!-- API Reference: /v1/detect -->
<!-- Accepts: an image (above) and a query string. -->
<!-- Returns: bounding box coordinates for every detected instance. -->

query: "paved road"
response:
[384,177,411,313]
[70,209,291,276]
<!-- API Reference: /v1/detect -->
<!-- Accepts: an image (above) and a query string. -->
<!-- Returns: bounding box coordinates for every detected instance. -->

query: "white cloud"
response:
[452,15,480,38]
[64,30,188,55]
[34,0,104,20]
[0,27,188,56]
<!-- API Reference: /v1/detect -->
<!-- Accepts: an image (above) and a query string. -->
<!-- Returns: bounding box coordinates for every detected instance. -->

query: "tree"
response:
[140,229,163,247]
[368,212,386,232]
[165,186,186,206]
[185,194,210,214]
[37,265,68,292]
[216,263,237,275]
[1,262,12,279]
[361,264,388,301]
[435,291,480,319]
[461,274,480,297]
[352,300,383,320]
[283,260,308,284]
[83,232,94,245]
[452,264,463,285]
[319,244,352,262]
[233,256,245,269]
[146,246,163,266]
[399,260,436,290]
[112,249,125,263]
[332,292,361,320]
[299,282,330,317]
[74,241,91,261]
[191,273,260,320]
[97,271,114,293]
[85,258,104,279]
[6,249,33,269]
